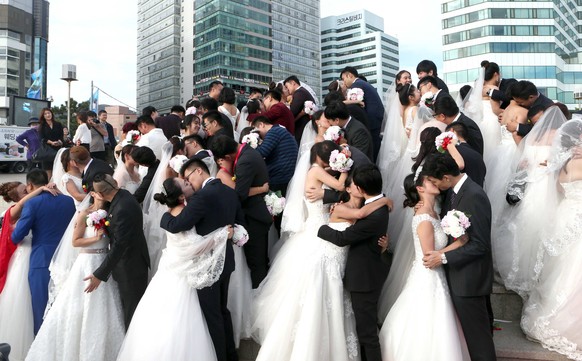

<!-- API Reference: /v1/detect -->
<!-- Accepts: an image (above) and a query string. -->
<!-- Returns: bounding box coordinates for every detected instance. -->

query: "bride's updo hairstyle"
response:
[310,140,341,165]
[403,172,425,208]
[310,110,324,132]
[0,181,23,202]
[153,178,183,208]
[60,148,72,172]
[396,83,415,106]
[121,144,138,163]
[412,127,442,172]
[480,60,500,82]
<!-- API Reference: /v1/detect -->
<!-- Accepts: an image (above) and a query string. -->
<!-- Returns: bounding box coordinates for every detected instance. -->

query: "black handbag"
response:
[32,143,58,162]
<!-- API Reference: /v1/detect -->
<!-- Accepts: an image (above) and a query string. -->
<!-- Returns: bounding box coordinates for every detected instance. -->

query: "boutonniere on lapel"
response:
[82,184,88,193]
[441,210,471,241]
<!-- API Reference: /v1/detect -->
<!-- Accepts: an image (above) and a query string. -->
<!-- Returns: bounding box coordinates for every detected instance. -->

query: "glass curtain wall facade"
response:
[0,0,48,121]
[192,0,272,97]
[272,0,321,100]
[321,10,399,103]
[136,0,182,113]
[441,0,582,108]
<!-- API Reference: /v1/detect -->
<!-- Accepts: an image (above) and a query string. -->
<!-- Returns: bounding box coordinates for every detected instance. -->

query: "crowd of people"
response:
[0,58,580,361]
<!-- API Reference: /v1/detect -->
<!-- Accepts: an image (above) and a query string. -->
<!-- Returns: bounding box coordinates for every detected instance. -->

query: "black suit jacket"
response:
[516,93,555,137]
[289,87,315,119]
[491,78,518,109]
[345,118,374,161]
[192,149,211,160]
[347,104,369,129]
[456,113,484,156]
[94,189,150,282]
[441,177,493,297]
[82,158,114,191]
[234,145,272,224]
[456,143,486,187]
[436,76,449,94]
[206,127,234,151]
[322,146,372,204]
[133,160,160,204]
[104,122,117,148]
[318,204,390,292]
[160,178,246,275]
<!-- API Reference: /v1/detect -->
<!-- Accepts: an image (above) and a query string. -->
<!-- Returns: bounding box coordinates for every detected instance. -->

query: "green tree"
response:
[51,99,89,135]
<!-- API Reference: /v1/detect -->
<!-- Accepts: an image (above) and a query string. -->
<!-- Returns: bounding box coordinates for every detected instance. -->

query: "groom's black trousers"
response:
[116,274,148,330]
[198,270,238,361]
[243,217,271,288]
[451,295,497,361]
[351,288,382,361]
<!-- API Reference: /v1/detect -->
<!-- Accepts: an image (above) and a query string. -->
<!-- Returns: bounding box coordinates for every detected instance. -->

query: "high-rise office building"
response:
[191,0,273,100]
[272,0,321,99]
[0,0,49,120]
[139,0,321,111]
[320,10,399,102]
[136,0,181,113]
[441,0,582,107]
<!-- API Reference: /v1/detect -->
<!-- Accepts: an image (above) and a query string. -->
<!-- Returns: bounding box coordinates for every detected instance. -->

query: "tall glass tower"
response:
[192,0,273,98]
[441,0,582,107]
[136,0,181,113]
[272,0,321,100]
[0,0,49,121]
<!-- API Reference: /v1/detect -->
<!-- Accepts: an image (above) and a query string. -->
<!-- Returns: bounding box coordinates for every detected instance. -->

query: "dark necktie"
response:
[449,190,457,209]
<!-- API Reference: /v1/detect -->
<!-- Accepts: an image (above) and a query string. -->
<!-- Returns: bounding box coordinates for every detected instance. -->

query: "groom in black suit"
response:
[318,164,389,361]
[422,153,496,361]
[69,145,113,192]
[161,158,246,361]
[84,173,150,329]
[210,135,272,289]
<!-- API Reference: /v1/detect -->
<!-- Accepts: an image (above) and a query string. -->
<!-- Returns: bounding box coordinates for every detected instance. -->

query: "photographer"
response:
[87,110,107,161]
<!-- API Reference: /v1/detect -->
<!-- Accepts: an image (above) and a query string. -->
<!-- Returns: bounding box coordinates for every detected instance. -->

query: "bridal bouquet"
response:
[347,88,364,102]
[324,125,345,144]
[86,209,110,231]
[125,130,141,145]
[329,149,353,173]
[169,155,189,174]
[241,132,261,149]
[232,224,249,247]
[264,190,286,216]
[421,91,435,109]
[304,101,318,116]
[441,210,471,239]
[435,132,458,153]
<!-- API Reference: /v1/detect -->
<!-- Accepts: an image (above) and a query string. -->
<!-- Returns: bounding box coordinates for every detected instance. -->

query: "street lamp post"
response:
[60,64,77,130]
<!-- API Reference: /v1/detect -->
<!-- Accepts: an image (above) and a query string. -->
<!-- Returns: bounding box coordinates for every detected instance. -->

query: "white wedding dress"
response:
[228,245,253,347]
[0,233,33,361]
[379,214,469,361]
[494,145,554,297]
[252,199,360,361]
[116,226,230,361]
[480,99,502,163]
[521,180,582,360]
[26,226,125,361]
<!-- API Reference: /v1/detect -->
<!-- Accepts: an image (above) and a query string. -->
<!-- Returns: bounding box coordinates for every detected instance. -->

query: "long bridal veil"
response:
[143,141,173,278]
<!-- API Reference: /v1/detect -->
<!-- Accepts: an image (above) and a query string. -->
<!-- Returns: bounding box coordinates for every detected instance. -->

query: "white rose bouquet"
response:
[169,155,189,174]
[329,149,353,173]
[347,88,364,102]
[264,190,286,216]
[304,100,318,116]
[441,210,471,239]
[241,132,261,149]
[232,224,249,247]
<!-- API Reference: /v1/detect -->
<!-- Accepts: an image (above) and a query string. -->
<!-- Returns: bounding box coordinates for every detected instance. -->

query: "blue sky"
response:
[46,1,442,109]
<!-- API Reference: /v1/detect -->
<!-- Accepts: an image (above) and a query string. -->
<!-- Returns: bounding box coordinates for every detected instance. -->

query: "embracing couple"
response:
[379,152,496,361]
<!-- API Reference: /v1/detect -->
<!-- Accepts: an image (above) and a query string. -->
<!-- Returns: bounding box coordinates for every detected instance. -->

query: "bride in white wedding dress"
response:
[379,172,469,361]
[116,177,233,361]
[494,106,566,298]
[26,196,125,361]
[521,119,582,360]
[252,142,387,361]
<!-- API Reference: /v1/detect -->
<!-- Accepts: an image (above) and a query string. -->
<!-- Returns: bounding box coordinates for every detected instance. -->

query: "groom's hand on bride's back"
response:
[305,186,324,202]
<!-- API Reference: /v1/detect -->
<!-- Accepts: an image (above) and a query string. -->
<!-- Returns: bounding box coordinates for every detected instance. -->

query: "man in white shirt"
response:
[135,115,167,161]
